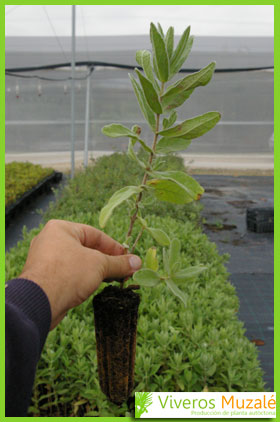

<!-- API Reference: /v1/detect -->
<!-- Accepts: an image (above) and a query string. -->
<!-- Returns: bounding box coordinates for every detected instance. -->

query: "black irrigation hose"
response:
[6,60,274,76]
[5,66,95,82]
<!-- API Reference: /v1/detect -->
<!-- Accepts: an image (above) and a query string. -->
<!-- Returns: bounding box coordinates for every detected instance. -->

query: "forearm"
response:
[5,278,51,416]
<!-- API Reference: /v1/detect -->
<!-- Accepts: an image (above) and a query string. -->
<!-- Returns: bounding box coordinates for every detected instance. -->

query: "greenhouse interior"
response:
[5,5,274,418]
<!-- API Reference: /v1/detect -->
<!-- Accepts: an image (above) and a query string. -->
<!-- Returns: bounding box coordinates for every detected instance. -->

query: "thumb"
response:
[103,254,142,281]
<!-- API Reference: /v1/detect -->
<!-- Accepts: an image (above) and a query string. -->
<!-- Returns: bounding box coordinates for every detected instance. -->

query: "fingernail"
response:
[129,255,142,271]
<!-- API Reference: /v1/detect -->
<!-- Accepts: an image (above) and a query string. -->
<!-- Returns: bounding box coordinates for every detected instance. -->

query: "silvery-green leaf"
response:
[102,123,135,138]
[153,54,161,81]
[171,35,193,77]
[144,247,159,272]
[165,278,187,307]
[151,170,204,203]
[170,26,192,77]
[136,50,160,92]
[137,215,148,227]
[171,26,190,65]
[162,110,177,129]
[147,178,197,204]
[165,26,174,59]
[136,69,162,114]
[156,137,191,154]
[150,23,169,82]
[169,238,181,272]
[99,186,142,228]
[162,247,169,273]
[133,269,161,286]
[171,261,181,274]
[161,62,216,110]
[137,138,154,154]
[158,112,221,139]
[129,73,156,131]
[127,139,146,169]
[157,22,165,38]
[173,265,207,281]
[130,128,154,154]
[146,227,170,246]
[162,89,194,112]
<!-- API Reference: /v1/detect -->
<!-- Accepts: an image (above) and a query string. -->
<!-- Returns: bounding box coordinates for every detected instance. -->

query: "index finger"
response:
[72,222,125,256]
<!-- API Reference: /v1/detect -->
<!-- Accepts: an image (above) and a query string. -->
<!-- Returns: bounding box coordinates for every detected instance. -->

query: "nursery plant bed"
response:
[92,285,140,405]
[5,171,62,227]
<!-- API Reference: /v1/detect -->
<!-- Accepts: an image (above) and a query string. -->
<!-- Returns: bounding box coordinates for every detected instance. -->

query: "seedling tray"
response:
[5,171,62,227]
[246,207,274,233]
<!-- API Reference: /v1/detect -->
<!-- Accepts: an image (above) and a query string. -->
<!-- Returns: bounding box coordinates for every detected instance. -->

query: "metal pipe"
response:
[84,68,91,167]
[70,5,76,178]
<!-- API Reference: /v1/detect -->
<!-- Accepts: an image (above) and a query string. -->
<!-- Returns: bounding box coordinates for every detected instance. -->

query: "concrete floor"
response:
[196,175,274,392]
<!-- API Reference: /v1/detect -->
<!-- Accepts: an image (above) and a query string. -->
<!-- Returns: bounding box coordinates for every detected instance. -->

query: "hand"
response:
[19,219,142,329]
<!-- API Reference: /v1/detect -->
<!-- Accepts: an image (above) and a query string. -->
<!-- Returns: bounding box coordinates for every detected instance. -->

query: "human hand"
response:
[19,219,142,329]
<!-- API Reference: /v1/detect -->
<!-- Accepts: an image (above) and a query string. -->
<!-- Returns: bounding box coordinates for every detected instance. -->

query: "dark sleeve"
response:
[5,278,51,417]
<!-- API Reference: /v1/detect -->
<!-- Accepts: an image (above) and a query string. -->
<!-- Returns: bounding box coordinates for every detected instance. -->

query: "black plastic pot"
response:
[92,285,140,405]
[246,207,274,233]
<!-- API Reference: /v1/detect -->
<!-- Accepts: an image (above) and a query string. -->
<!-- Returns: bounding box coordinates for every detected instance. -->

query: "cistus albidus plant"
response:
[93,22,221,405]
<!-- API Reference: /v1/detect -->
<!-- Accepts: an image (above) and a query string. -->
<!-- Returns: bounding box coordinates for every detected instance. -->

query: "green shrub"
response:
[5,153,265,416]
[5,162,54,207]
[5,212,265,417]
[45,153,201,223]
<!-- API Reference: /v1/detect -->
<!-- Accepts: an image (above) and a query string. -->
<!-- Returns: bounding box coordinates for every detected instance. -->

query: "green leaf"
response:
[144,247,159,271]
[207,363,217,377]
[165,26,174,59]
[137,215,148,227]
[127,139,146,169]
[129,74,156,131]
[136,49,160,92]
[173,265,207,281]
[99,185,142,228]
[146,227,170,246]
[102,123,135,138]
[137,138,154,154]
[153,54,161,81]
[162,89,194,112]
[133,269,161,286]
[147,178,194,204]
[150,23,169,82]
[169,238,181,272]
[156,137,191,154]
[165,278,187,307]
[162,247,169,273]
[161,62,216,110]
[158,111,221,139]
[157,22,165,38]
[170,26,192,77]
[149,170,204,203]
[135,69,162,114]
[162,110,177,129]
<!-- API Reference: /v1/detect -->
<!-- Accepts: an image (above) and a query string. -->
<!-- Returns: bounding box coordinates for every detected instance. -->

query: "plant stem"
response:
[120,83,164,289]
[125,112,160,245]
[131,226,144,254]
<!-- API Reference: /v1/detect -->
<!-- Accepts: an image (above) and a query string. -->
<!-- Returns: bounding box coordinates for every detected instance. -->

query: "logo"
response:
[135,392,276,418]
[135,392,153,418]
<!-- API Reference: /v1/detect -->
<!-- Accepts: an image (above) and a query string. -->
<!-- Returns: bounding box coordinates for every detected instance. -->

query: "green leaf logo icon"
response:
[135,392,153,418]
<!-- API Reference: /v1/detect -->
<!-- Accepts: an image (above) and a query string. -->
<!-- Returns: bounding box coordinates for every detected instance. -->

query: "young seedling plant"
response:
[99,22,221,305]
